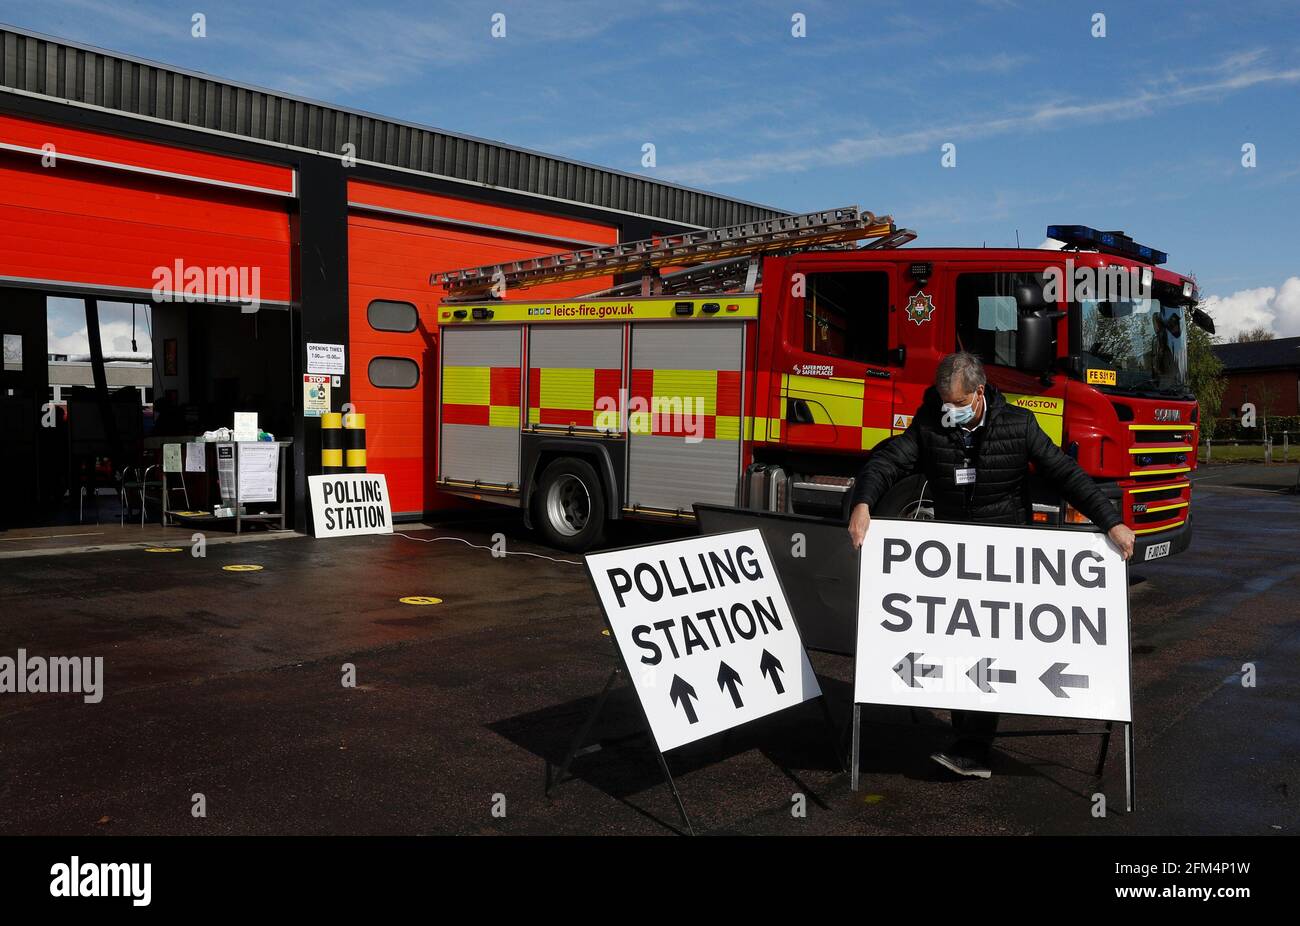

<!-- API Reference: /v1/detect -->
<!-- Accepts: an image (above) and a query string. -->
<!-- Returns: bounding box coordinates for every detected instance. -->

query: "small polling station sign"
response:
[585,529,821,753]
[308,473,393,538]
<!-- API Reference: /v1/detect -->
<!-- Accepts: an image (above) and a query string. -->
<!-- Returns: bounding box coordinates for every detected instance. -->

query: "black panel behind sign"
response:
[693,504,858,657]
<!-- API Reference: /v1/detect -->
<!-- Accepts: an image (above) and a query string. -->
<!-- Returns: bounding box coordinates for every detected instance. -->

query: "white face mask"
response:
[941,401,976,427]
[941,389,982,428]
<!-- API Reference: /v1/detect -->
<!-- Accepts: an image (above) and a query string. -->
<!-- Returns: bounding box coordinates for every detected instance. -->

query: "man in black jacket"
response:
[848,351,1135,779]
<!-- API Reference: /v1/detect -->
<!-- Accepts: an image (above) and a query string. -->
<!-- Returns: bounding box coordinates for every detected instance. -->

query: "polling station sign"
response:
[308,473,393,538]
[854,519,1131,723]
[585,530,821,752]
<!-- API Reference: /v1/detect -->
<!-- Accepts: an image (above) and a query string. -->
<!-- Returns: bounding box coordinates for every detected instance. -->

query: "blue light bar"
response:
[1046,225,1167,265]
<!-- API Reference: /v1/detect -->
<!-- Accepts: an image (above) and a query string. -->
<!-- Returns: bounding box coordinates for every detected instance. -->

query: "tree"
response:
[1231,326,1275,343]
[1186,290,1227,440]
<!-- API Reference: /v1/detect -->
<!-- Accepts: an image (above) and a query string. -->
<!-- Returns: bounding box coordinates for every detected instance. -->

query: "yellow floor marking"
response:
[399,596,443,605]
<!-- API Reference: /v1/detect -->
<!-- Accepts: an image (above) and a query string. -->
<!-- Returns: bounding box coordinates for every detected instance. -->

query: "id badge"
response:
[955,467,976,485]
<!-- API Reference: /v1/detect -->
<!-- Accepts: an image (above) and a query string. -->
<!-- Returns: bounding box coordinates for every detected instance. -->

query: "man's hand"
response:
[848,503,871,549]
[1108,523,1136,561]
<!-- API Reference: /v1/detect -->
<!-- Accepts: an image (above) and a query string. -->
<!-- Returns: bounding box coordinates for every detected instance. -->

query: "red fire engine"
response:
[430,207,1208,559]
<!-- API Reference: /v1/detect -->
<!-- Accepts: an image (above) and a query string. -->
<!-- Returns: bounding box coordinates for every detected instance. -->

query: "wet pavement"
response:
[0,480,1296,836]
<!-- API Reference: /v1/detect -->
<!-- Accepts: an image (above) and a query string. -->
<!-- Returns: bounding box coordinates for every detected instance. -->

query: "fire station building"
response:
[0,26,781,531]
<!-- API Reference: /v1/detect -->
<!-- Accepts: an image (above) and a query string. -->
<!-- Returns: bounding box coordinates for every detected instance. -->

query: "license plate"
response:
[1144,541,1171,561]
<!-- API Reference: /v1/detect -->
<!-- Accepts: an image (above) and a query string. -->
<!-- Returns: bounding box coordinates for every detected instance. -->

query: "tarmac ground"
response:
[1,464,1296,835]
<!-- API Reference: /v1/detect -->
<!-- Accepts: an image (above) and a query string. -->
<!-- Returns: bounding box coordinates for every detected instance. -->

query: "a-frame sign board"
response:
[849,517,1136,812]
[548,528,839,835]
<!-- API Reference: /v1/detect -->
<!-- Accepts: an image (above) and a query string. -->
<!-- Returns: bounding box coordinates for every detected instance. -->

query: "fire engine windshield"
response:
[1077,296,1191,397]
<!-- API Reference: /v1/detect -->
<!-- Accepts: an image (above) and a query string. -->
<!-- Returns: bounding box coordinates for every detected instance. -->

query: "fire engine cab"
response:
[430,207,1208,559]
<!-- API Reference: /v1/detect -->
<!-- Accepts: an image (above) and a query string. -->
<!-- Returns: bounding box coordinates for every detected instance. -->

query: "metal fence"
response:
[1200,432,1292,464]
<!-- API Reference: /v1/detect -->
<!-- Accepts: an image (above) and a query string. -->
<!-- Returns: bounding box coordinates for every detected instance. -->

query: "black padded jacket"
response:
[849,383,1122,530]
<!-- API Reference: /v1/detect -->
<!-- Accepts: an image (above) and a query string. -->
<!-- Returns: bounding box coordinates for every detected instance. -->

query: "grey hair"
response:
[935,351,986,394]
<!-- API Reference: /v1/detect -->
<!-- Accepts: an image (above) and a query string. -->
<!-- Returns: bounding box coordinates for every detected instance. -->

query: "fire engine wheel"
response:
[533,458,606,551]
[874,474,935,521]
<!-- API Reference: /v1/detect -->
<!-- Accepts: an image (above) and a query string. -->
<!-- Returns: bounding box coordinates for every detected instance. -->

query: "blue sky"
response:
[4,0,1299,336]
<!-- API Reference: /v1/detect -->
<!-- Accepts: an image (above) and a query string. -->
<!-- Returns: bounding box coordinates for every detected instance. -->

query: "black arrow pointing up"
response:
[717,661,744,708]
[759,649,785,694]
[966,658,1017,693]
[893,652,943,688]
[1039,662,1089,698]
[670,674,699,724]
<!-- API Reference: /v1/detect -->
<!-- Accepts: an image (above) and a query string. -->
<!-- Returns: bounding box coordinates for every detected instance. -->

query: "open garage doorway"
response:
[1,289,294,538]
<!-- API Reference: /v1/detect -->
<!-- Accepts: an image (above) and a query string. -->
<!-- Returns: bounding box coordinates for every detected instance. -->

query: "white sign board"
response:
[307,342,346,376]
[162,443,182,473]
[854,519,1131,722]
[232,411,259,443]
[308,473,393,538]
[185,441,206,473]
[237,442,279,503]
[585,529,821,752]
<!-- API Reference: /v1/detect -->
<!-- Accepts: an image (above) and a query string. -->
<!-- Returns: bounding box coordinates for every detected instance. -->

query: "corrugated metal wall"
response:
[0,27,784,229]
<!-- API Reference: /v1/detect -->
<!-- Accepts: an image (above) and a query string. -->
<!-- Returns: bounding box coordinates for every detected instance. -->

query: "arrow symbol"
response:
[759,649,786,695]
[893,652,943,688]
[669,674,699,724]
[966,658,1017,693]
[717,661,744,708]
[1039,662,1089,698]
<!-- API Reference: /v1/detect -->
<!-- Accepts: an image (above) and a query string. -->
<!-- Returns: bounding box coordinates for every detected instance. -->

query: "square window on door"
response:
[802,271,890,364]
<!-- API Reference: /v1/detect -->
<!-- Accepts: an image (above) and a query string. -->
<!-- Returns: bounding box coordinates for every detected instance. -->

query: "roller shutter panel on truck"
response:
[527,324,623,432]
[626,322,745,512]
[439,325,523,489]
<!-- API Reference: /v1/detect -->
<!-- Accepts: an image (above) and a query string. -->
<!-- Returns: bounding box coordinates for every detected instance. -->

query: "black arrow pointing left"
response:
[966,658,1017,693]
[1039,662,1089,699]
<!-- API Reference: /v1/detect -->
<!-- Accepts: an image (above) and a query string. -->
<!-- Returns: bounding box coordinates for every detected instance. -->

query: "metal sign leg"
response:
[1124,722,1135,813]
[654,750,695,837]
[1095,720,1114,777]
[850,704,862,792]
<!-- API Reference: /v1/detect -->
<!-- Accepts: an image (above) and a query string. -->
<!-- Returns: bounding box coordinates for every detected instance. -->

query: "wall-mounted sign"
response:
[303,374,331,417]
[307,342,346,376]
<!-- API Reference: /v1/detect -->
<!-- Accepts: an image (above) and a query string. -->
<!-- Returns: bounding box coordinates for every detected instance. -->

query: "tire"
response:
[873,473,935,520]
[532,457,607,551]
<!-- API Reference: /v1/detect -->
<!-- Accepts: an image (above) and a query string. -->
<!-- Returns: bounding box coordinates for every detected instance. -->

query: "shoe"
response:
[931,751,992,779]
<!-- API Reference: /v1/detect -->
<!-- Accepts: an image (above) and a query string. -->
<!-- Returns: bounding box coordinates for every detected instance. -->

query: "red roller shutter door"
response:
[0,113,293,302]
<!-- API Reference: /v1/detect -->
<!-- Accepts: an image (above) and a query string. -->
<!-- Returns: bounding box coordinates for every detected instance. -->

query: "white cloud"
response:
[1201,277,1300,340]
[656,52,1300,187]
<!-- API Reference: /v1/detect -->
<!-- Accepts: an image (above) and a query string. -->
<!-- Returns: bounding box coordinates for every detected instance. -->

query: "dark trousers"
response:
[950,709,999,761]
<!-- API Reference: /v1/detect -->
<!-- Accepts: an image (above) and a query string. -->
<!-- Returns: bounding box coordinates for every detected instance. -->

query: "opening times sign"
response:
[854,519,1131,723]
[585,530,821,752]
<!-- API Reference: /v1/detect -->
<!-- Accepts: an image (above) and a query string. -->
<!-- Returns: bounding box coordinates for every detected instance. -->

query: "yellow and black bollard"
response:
[343,411,367,473]
[321,412,344,475]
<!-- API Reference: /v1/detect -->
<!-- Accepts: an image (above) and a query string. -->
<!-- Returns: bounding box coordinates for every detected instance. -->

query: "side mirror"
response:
[1017,312,1060,374]
[1192,307,1216,334]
